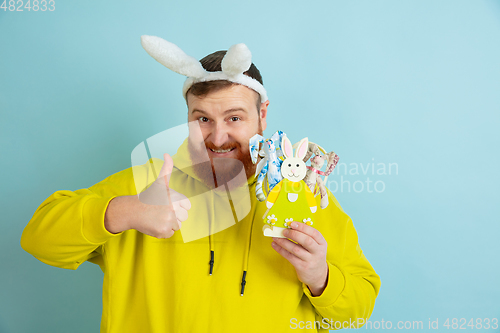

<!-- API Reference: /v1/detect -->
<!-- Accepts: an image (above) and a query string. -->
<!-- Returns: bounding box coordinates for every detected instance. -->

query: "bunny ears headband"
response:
[140,35,268,103]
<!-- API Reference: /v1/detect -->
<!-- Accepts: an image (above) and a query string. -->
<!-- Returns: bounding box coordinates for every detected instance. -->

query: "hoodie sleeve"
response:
[301,190,381,328]
[20,160,157,270]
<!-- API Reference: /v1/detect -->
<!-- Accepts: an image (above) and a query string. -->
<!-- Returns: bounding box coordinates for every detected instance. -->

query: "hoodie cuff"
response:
[82,195,122,244]
[303,261,345,308]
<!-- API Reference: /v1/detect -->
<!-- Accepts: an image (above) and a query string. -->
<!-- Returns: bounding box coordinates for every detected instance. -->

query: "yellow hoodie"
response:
[21,140,380,332]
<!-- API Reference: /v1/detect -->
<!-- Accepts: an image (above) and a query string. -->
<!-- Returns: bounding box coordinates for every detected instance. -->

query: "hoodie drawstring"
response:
[207,181,257,296]
[240,195,256,296]
[209,191,215,275]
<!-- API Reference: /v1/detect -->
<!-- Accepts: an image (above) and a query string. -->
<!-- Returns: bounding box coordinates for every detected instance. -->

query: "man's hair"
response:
[186,50,264,112]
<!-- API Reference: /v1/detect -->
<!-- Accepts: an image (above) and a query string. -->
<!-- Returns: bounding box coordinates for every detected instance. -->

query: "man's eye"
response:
[199,117,209,122]
[230,116,240,122]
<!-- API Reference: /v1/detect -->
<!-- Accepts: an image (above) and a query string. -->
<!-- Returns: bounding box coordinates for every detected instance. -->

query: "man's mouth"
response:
[209,147,236,154]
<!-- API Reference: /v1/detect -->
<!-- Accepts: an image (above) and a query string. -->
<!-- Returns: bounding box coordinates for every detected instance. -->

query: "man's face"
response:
[186,84,268,186]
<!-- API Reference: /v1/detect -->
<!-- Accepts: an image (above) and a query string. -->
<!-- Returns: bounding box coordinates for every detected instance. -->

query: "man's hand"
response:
[271,222,329,296]
[105,153,191,239]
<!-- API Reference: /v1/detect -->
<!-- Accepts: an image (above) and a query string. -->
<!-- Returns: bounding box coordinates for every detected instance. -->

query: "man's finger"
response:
[181,198,191,210]
[171,221,180,231]
[173,206,188,222]
[169,191,191,210]
[283,228,318,253]
[158,153,174,186]
[272,237,310,261]
[271,240,304,267]
[164,175,173,207]
[287,222,326,248]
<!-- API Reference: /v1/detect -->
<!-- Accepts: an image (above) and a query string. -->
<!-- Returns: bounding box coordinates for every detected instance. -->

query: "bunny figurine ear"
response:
[249,133,264,164]
[324,152,340,176]
[295,137,309,160]
[141,35,207,78]
[282,136,294,158]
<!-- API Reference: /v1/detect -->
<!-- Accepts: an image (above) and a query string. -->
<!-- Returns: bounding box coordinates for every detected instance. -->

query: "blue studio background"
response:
[1,1,499,332]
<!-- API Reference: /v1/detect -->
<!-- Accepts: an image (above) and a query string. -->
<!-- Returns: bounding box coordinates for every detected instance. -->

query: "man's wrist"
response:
[307,264,329,296]
[104,196,135,234]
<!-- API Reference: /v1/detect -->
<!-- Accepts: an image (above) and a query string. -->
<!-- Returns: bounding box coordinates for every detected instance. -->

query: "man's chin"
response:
[212,157,250,190]
[190,158,255,190]
[208,157,255,188]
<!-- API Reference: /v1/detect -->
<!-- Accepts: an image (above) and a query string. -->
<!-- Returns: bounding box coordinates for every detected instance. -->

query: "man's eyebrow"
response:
[223,108,247,115]
[191,108,248,115]
[190,109,206,115]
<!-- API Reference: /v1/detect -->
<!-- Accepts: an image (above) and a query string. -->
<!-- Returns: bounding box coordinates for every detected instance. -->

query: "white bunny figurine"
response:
[262,136,318,238]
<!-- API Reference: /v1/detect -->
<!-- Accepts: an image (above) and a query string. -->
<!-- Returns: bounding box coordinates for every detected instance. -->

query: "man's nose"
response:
[209,122,229,147]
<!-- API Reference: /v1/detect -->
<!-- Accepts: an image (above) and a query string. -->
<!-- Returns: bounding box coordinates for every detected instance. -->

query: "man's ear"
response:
[259,100,269,131]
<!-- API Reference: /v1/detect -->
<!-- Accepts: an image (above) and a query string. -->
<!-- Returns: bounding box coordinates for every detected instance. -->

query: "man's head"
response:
[186,50,269,186]
[140,36,269,186]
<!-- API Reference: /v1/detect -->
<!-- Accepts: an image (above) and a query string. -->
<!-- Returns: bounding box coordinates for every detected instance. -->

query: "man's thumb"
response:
[158,153,174,187]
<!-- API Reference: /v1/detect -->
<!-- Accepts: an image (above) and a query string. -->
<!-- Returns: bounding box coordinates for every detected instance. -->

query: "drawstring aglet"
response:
[240,271,247,296]
[209,250,214,276]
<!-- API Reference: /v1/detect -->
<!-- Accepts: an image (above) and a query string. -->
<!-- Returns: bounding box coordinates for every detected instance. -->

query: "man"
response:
[21,36,380,332]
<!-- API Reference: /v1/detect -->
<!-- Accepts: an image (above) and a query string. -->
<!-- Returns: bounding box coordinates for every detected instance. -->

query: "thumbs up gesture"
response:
[136,153,191,238]
[105,153,191,239]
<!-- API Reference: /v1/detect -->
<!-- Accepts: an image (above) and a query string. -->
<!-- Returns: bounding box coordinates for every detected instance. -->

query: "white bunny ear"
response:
[282,136,293,158]
[141,35,207,78]
[295,137,309,160]
[221,43,252,77]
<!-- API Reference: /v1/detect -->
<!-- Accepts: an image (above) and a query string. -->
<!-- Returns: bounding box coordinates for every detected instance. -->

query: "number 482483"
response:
[1,0,55,11]
[443,318,498,330]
